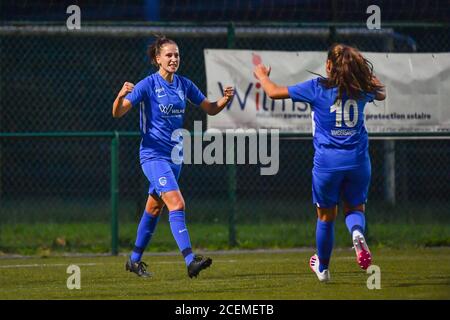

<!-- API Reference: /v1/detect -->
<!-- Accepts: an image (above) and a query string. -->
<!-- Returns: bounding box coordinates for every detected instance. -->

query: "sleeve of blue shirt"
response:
[287,78,318,104]
[185,79,206,106]
[125,78,150,107]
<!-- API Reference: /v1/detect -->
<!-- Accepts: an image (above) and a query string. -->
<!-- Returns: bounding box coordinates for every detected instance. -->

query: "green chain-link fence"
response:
[1,22,449,255]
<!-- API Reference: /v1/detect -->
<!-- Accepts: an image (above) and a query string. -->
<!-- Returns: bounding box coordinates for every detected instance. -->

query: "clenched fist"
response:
[118,82,135,98]
[223,86,235,102]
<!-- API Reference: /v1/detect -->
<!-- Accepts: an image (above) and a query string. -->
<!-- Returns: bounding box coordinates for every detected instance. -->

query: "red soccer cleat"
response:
[352,234,372,270]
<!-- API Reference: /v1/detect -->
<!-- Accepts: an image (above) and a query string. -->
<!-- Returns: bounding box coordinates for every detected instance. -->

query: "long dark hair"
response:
[318,43,383,100]
[147,35,177,67]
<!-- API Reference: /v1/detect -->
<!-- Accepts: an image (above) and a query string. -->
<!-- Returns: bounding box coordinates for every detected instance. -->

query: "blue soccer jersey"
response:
[125,72,206,163]
[288,78,375,171]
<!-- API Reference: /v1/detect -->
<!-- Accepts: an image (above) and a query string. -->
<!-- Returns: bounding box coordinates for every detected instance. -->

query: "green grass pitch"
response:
[0,247,449,300]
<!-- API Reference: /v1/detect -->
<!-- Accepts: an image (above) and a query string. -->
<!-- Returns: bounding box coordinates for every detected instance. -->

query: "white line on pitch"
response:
[0,263,98,269]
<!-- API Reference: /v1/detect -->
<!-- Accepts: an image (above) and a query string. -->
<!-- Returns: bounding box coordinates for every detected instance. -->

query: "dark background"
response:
[1,0,449,22]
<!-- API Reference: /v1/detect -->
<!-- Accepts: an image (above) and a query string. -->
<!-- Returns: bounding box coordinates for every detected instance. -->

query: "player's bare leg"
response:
[317,206,338,222]
[145,194,165,216]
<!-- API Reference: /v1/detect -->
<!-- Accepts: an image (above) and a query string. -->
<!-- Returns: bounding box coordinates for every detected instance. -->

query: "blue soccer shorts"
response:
[312,162,371,208]
[141,160,182,197]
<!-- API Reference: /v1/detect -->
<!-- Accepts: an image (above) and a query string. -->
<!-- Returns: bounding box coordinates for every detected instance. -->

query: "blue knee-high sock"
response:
[169,210,194,266]
[131,211,160,263]
[316,219,335,272]
[345,211,365,235]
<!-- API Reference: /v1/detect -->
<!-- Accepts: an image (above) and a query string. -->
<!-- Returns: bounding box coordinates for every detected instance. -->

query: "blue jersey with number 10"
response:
[288,77,375,171]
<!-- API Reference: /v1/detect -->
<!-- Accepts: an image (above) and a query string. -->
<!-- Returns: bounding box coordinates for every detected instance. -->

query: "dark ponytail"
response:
[147,35,177,67]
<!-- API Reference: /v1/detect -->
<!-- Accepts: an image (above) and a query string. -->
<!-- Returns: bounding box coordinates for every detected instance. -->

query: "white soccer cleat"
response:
[309,254,330,282]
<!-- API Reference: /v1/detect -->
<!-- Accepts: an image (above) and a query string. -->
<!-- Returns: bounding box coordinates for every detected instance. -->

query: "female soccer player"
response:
[253,44,386,282]
[112,36,234,278]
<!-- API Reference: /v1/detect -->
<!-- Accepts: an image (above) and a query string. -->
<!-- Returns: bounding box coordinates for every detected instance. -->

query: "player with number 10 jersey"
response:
[253,43,386,282]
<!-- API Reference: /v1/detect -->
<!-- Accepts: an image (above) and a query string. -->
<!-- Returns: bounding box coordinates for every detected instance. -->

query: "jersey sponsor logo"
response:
[158,177,167,186]
[159,104,185,117]
[155,87,167,98]
[159,104,174,114]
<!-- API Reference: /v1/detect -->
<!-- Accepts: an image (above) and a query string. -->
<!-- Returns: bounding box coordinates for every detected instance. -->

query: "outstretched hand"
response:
[371,75,383,87]
[253,64,272,80]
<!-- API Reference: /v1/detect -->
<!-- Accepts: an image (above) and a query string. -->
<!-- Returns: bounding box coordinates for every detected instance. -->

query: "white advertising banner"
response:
[204,49,450,133]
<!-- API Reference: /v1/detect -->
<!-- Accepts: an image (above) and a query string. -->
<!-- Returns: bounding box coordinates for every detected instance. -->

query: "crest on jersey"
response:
[177,90,185,101]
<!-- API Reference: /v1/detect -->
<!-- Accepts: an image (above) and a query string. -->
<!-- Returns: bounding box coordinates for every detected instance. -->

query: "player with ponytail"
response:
[253,43,385,282]
[113,35,234,279]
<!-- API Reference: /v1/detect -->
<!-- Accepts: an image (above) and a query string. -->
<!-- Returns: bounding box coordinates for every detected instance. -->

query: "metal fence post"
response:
[110,131,120,255]
[226,22,237,247]
[227,21,235,49]
[227,156,237,247]
[384,140,396,205]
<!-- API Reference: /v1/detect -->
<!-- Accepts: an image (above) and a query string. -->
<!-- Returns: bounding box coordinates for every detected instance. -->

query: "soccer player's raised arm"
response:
[112,82,134,118]
[253,64,290,99]
[200,86,234,116]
